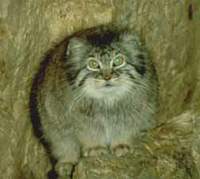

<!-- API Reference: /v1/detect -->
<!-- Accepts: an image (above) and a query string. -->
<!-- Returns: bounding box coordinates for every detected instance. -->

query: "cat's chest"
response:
[70,101,134,131]
[77,108,130,127]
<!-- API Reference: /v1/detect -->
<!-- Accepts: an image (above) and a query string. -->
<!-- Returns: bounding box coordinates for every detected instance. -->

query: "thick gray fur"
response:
[36,27,158,178]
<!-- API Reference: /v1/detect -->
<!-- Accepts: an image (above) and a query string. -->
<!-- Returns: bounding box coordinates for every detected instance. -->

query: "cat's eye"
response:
[113,55,126,68]
[87,58,100,71]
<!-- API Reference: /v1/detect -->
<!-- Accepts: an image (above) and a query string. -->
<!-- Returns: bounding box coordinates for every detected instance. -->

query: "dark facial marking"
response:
[65,63,84,86]
[125,70,136,80]
[124,71,142,86]
[87,31,119,47]
[136,54,145,60]
[126,61,146,76]
[134,62,146,76]
[135,54,146,75]
[78,73,90,87]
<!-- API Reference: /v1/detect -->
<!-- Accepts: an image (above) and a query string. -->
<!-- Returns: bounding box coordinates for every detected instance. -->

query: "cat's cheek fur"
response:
[82,77,131,101]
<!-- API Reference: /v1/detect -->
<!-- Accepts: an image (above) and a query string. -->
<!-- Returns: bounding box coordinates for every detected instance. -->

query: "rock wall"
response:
[0,0,200,178]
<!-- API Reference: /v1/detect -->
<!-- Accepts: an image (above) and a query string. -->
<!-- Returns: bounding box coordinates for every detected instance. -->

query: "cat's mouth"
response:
[104,82,113,87]
[101,81,117,90]
[94,79,117,90]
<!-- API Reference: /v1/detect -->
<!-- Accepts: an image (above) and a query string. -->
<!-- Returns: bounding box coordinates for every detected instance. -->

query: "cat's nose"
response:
[102,69,113,80]
[104,74,112,80]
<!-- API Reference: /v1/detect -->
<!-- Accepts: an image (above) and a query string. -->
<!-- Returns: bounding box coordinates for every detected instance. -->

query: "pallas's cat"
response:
[30,27,158,178]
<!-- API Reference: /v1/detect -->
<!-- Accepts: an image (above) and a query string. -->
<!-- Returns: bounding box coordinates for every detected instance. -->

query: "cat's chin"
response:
[85,85,124,100]
[98,86,116,93]
[104,83,113,87]
[96,81,118,91]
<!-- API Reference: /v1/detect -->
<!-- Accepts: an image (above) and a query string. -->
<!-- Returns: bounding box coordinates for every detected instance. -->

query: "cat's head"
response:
[65,29,148,101]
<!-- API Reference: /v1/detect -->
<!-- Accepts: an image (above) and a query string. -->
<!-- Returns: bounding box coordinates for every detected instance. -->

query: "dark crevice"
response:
[188,4,194,20]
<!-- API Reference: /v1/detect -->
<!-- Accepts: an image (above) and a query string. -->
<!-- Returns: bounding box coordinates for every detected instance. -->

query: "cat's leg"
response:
[48,131,80,178]
[83,145,109,157]
[111,143,131,157]
[110,126,134,157]
[78,126,109,157]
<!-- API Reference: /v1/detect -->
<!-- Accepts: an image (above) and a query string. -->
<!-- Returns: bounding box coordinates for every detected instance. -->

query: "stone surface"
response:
[0,0,200,178]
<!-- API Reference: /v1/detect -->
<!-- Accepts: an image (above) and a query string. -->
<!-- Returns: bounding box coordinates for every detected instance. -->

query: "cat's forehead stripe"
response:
[99,48,111,56]
[93,47,115,56]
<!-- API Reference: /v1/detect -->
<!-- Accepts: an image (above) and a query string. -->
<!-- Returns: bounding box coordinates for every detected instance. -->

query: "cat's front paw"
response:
[55,162,74,179]
[111,144,132,157]
[83,146,109,157]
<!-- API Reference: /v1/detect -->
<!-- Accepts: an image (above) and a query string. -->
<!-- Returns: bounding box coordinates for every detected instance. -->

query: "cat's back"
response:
[31,40,72,131]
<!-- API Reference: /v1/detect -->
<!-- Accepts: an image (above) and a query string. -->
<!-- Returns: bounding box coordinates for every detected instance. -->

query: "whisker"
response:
[68,89,86,112]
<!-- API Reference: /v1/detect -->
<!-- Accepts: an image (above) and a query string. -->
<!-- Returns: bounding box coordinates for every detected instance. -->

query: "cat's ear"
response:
[66,37,88,56]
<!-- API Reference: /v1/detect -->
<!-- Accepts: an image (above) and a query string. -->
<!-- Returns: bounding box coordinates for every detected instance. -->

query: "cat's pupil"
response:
[89,59,99,69]
[113,56,123,66]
